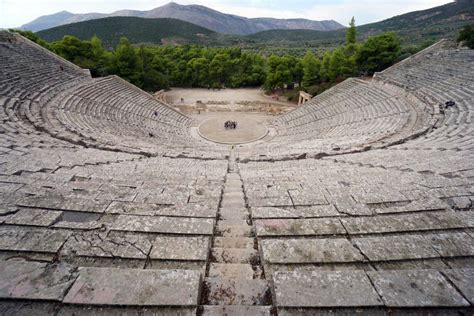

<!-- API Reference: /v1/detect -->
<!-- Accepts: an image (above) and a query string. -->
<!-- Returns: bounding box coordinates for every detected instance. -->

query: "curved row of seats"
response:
[1,31,472,165]
[237,78,432,160]
[331,41,474,177]
[0,31,229,158]
[237,41,472,161]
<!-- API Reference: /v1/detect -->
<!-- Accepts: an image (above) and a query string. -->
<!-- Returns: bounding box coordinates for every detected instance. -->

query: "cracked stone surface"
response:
[4,208,63,227]
[108,214,215,235]
[442,269,474,304]
[106,201,217,218]
[64,267,201,306]
[368,269,469,307]
[62,232,152,259]
[17,195,110,213]
[0,226,71,253]
[0,260,77,301]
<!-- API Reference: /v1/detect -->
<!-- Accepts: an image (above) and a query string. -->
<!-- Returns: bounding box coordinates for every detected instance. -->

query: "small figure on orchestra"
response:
[224,120,237,130]
[444,100,455,108]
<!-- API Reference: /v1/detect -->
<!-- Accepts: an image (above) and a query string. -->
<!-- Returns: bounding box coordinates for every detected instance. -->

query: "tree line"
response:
[14,20,426,96]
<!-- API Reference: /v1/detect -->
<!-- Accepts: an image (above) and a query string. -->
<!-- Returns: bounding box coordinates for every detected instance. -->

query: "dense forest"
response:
[13,22,473,98]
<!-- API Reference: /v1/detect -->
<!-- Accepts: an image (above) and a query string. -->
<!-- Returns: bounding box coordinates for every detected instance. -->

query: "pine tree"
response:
[302,50,321,88]
[346,17,357,46]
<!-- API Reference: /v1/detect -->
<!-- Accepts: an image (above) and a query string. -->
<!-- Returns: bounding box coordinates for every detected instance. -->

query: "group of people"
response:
[224,120,237,130]
[445,100,456,108]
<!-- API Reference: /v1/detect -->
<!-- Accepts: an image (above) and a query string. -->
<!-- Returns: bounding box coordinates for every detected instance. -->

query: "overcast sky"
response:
[0,0,453,29]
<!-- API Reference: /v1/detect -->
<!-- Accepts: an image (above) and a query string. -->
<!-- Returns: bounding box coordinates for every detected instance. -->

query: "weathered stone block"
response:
[0,261,76,301]
[64,267,201,306]
[272,270,383,307]
[368,269,469,307]
[261,238,364,264]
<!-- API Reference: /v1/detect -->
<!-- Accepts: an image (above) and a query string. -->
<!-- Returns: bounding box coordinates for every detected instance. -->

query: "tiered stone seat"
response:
[239,156,473,313]
[40,76,196,151]
[237,78,433,161]
[332,41,474,177]
[0,31,473,313]
[0,31,227,159]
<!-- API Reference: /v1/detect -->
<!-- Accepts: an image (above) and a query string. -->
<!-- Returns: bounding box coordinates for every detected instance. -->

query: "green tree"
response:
[209,53,231,88]
[319,51,332,82]
[346,17,357,46]
[231,53,266,87]
[457,23,474,49]
[287,55,303,87]
[302,50,321,87]
[111,37,142,83]
[264,55,292,92]
[89,35,111,77]
[51,35,95,69]
[138,46,169,91]
[187,57,209,87]
[356,32,401,74]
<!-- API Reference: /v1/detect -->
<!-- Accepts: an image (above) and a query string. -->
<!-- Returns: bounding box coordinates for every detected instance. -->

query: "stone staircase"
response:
[200,147,273,315]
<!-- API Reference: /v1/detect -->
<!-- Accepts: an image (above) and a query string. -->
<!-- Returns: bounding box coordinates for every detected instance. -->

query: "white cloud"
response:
[306,0,453,25]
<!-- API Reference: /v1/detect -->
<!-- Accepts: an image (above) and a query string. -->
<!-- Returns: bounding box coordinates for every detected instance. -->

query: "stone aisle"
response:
[200,147,273,315]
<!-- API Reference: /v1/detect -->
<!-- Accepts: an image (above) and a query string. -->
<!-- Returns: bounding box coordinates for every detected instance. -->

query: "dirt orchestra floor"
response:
[194,112,270,144]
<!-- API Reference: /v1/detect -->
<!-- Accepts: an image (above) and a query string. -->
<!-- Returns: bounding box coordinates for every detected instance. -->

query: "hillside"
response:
[36,17,226,48]
[22,2,344,34]
[250,0,473,46]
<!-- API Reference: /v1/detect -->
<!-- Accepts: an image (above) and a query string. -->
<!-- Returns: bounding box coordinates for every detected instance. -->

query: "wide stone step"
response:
[225,180,242,187]
[226,174,241,181]
[220,208,249,220]
[217,218,250,225]
[217,222,253,237]
[214,237,254,249]
[209,263,261,279]
[221,201,246,210]
[204,277,271,305]
[212,247,257,263]
[202,305,272,315]
[223,187,243,194]
[223,191,244,198]
[221,196,246,204]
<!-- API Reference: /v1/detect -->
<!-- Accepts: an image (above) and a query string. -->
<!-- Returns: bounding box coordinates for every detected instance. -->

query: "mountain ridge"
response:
[36,17,224,48]
[35,0,473,54]
[21,2,344,34]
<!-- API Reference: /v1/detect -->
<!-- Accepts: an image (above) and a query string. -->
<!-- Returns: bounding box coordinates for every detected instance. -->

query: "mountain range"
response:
[21,2,344,35]
[35,0,474,53]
